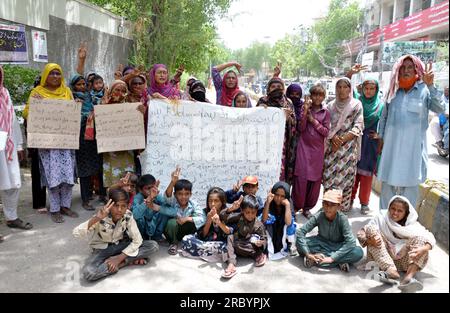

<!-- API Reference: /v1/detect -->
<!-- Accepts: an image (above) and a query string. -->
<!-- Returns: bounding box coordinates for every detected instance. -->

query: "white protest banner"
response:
[94,102,145,153]
[141,99,286,203]
[27,98,81,149]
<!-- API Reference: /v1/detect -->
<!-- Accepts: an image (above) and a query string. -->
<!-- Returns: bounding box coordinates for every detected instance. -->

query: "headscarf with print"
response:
[106,80,128,104]
[124,72,148,103]
[371,195,435,256]
[0,65,15,161]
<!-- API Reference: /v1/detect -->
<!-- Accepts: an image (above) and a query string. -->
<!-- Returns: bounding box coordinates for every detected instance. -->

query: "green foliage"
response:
[234,41,272,75]
[2,65,40,107]
[86,0,233,77]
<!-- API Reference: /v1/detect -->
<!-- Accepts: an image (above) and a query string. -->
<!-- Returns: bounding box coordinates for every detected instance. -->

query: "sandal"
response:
[51,212,65,223]
[6,218,33,230]
[168,243,178,255]
[82,202,95,211]
[255,254,267,267]
[221,269,237,279]
[374,271,398,285]
[398,278,423,293]
[60,207,79,218]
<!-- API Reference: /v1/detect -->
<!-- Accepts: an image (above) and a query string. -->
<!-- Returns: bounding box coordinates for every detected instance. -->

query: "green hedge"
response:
[2,65,40,108]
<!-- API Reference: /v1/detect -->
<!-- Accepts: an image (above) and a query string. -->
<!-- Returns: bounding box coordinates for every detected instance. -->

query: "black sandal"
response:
[6,218,33,230]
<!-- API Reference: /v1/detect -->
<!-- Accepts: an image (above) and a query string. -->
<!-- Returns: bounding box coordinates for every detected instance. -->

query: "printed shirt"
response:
[73,210,143,257]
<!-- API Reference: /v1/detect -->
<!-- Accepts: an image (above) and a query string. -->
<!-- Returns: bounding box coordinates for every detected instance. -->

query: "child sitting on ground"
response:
[221,195,268,279]
[262,182,297,259]
[73,188,158,282]
[131,174,170,241]
[180,187,232,263]
[158,166,206,255]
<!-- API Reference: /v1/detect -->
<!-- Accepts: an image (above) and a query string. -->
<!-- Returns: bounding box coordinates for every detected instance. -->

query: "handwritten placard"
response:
[94,102,145,153]
[141,99,286,203]
[27,98,81,149]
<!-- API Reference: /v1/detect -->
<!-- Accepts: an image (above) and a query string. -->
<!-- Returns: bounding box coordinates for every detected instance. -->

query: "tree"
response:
[270,34,302,79]
[234,41,272,76]
[312,0,363,74]
[86,0,233,77]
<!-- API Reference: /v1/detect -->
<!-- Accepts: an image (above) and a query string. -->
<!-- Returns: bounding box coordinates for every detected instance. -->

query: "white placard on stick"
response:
[94,102,145,153]
[27,98,81,149]
[141,99,286,203]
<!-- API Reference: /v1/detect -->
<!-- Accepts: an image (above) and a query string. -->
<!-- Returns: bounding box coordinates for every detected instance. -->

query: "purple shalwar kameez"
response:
[292,104,330,212]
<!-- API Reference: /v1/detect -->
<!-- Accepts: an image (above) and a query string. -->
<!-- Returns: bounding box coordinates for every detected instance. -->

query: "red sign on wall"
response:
[368,0,449,46]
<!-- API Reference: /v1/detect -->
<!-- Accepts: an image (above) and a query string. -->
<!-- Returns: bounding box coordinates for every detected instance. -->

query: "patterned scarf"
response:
[0,66,14,161]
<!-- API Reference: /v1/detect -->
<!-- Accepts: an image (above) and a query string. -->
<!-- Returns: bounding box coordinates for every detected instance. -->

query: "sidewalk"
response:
[0,169,448,293]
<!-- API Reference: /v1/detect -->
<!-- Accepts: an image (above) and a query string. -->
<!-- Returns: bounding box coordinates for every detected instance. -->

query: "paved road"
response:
[0,174,448,293]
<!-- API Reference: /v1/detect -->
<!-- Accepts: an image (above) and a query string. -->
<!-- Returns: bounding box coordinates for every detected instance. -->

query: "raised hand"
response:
[232,180,242,193]
[171,165,181,184]
[230,195,244,212]
[234,62,242,73]
[266,190,275,204]
[120,172,131,186]
[97,199,114,219]
[273,61,282,77]
[78,41,88,60]
[176,64,185,75]
[423,62,434,86]
[351,64,368,74]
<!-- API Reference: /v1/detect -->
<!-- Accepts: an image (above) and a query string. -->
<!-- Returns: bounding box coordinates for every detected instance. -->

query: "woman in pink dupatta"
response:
[148,64,181,100]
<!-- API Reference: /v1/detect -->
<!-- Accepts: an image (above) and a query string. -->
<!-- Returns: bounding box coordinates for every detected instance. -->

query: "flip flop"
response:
[168,244,178,255]
[221,269,237,279]
[398,278,423,293]
[374,271,398,285]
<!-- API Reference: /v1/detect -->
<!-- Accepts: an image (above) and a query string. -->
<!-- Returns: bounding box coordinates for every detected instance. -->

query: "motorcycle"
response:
[435,114,449,158]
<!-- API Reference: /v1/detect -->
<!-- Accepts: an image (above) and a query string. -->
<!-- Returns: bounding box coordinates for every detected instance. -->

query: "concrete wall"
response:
[0,0,133,83]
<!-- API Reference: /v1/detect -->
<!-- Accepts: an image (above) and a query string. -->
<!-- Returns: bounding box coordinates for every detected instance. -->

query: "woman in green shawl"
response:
[351,79,384,214]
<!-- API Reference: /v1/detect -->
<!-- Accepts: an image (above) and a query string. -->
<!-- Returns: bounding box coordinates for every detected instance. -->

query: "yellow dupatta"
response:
[23,63,73,119]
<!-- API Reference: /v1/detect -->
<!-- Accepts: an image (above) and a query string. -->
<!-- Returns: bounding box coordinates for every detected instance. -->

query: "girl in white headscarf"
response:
[357,195,435,291]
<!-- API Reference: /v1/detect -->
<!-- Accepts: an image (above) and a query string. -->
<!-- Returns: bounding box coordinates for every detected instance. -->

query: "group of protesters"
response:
[0,44,447,291]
